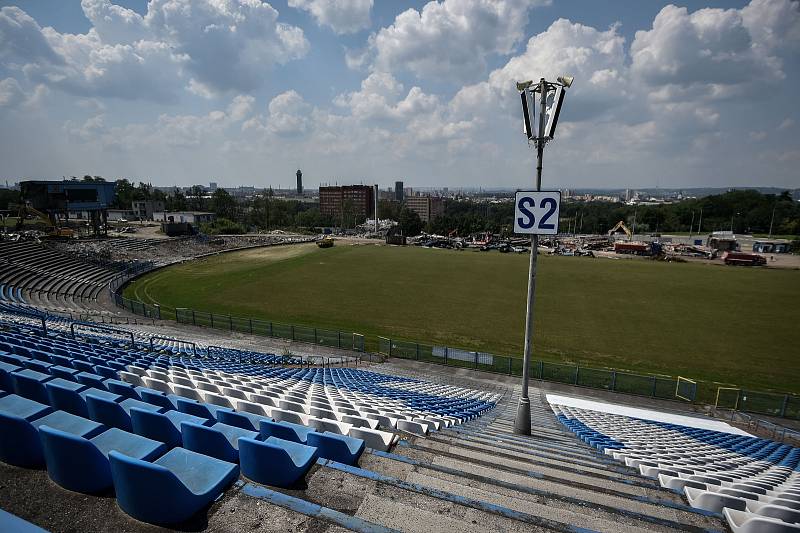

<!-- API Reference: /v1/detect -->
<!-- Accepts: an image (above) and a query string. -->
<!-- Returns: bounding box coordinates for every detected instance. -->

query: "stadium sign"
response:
[513,191,561,235]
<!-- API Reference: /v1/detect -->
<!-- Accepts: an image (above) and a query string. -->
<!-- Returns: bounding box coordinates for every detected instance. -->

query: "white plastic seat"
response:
[724,508,800,533]
[686,486,748,513]
[747,501,800,524]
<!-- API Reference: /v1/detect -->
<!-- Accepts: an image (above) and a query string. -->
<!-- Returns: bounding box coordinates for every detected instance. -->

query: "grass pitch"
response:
[125,243,800,394]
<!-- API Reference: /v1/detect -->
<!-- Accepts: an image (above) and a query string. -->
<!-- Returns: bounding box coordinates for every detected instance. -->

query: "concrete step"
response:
[300,461,550,532]
[390,442,719,527]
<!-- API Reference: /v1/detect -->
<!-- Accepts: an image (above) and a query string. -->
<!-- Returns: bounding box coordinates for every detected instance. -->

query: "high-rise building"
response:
[319,185,375,223]
[395,181,404,202]
[296,169,303,196]
[405,195,444,223]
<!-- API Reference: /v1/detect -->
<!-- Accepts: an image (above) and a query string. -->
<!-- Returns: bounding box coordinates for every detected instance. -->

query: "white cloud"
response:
[630,2,799,100]
[266,90,312,136]
[289,0,373,34]
[0,1,309,102]
[367,0,549,82]
[0,77,26,107]
[778,118,795,130]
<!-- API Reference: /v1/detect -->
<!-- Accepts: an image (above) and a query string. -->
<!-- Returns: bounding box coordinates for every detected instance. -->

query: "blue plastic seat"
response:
[45,379,90,416]
[181,421,258,463]
[138,389,177,410]
[39,425,167,493]
[11,369,53,404]
[93,365,118,379]
[131,408,210,449]
[0,361,21,392]
[75,372,106,390]
[307,431,365,466]
[175,398,233,421]
[47,364,80,381]
[72,360,95,373]
[22,359,52,374]
[109,447,239,525]
[103,378,138,399]
[0,395,53,466]
[239,436,318,487]
[86,394,151,431]
[216,410,269,432]
[31,410,105,439]
[259,419,316,444]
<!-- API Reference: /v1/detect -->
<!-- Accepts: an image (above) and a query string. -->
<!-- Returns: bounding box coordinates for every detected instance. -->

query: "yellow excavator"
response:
[316,235,334,248]
[607,220,632,239]
[16,204,74,239]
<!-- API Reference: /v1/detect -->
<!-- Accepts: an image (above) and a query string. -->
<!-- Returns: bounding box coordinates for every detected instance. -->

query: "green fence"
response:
[172,308,364,352]
[378,337,693,402]
[111,292,800,420]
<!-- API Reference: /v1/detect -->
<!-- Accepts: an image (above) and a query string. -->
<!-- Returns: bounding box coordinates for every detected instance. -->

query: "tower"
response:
[296,169,303,196]
[395,180,404,202]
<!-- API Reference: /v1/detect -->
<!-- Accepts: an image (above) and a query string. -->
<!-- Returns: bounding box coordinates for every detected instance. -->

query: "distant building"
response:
[153,211,215,224]
[131,200,165,221]
[209,182,218,191]
[319,185,375,222]
[296,169,303,196]
[395,181,404,202]
[405,195,444,223]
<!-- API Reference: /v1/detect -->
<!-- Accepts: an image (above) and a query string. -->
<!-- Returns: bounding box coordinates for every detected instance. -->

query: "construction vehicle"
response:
[16,204,74,239]
[723,251,766,266]
[607,220,632,239]
[316,235,334,248]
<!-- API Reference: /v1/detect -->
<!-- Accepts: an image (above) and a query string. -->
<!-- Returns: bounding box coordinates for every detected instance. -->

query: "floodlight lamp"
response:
[516,80,534,92]
[556,75,574,88]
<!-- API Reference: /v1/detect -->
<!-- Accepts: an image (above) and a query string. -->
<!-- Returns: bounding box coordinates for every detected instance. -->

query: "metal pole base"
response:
[513,397,531,435]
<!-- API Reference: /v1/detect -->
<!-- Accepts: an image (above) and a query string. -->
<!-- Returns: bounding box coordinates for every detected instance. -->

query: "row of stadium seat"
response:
[551,402,800,533]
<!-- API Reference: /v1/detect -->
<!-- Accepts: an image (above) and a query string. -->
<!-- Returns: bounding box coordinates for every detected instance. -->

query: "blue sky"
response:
[1,0,798,190]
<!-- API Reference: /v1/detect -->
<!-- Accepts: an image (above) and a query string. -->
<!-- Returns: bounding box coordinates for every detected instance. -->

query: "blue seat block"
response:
[307,431,365,466]
[217,410,269,432]
[93,365,118,379]
[0,509,48,533]
[48,364,80,380]
[22,359,52,374]
[0,411,44,466]
[46,379,90,416]
[131,409,210,449]
[239,436,317,487]
[39,425,167,494]
[31,410,105,439]
[72,360,95,373]
[86,394,134,431]
[49,354,73,367]
[109,447,239,525]
[75,372,106,390]
[103,379,138,399]
[181,421,258,463]
[11,369,53,404]
[138,389,175,410]
[259,419,316,444]
[0,361,22,392]
[176,398,233,421]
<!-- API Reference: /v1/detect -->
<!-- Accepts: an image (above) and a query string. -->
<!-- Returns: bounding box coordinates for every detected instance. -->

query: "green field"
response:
[125,243,800,394]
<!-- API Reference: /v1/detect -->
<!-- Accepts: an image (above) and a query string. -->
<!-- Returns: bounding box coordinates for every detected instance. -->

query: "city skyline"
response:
[1,0,799,190]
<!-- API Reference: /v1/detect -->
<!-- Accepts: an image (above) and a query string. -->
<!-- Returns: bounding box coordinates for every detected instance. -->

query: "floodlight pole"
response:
[515,77,547,435]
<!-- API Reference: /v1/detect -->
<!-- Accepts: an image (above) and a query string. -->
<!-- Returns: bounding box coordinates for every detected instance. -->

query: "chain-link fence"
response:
[110,290,800,419]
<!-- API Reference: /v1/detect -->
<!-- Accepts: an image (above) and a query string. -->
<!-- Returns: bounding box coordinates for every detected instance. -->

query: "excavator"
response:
[16,204,74,239]
[607,220,632,239]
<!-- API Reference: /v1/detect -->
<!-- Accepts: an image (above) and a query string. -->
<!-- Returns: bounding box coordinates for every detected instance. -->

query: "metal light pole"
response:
[514,77,548,436]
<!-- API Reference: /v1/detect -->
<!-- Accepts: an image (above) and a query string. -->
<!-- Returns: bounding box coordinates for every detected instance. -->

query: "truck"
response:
[723,251,766,266]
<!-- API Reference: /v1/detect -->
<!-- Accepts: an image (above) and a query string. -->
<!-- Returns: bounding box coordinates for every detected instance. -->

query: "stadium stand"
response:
[551,400,800,531]
[0,240,119,312]
[0,237,792,532]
